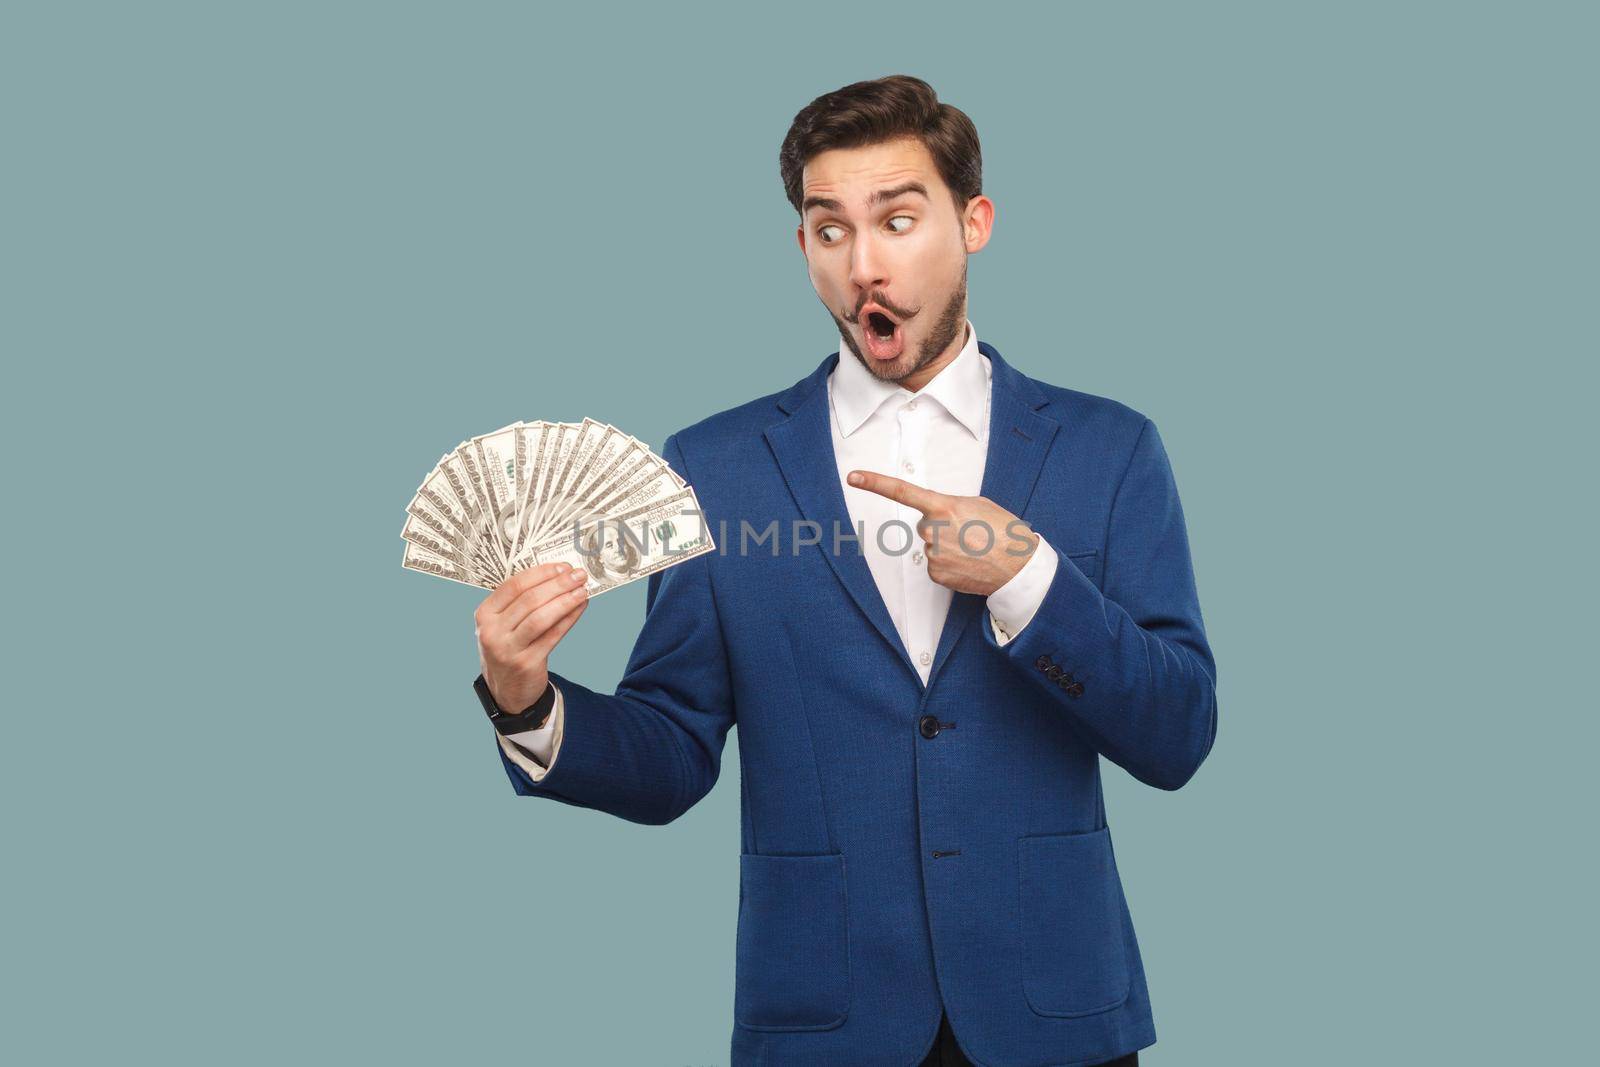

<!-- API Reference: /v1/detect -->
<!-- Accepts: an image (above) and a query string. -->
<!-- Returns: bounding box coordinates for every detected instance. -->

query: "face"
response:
[796,136,993,390]
[583,523,640,580]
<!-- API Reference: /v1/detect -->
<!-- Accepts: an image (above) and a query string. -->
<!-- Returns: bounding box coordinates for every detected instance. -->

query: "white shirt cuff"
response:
[986,535,1058,647]
[495,683,565,783]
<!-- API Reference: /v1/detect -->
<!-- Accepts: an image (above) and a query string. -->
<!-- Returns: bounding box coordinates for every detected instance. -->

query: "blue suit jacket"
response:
[500,340,1218,1066]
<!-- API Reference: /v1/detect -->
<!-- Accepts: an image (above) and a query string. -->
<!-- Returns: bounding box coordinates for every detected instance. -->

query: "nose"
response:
[848,229,889,299]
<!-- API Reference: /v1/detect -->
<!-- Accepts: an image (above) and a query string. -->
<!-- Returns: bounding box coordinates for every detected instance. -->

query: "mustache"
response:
[846,293,916,323]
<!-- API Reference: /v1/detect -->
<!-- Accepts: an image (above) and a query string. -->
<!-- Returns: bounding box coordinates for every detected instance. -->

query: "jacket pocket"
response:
[734,851,850,1031]
[1017,827,1132,1018]
[1064,548,1100,581]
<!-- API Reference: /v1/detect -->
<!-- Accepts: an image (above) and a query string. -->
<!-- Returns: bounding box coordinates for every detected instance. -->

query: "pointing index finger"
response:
[847,469,945,513]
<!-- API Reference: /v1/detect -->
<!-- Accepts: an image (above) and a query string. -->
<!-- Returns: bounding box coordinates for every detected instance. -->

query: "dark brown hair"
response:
[779,74,983,219]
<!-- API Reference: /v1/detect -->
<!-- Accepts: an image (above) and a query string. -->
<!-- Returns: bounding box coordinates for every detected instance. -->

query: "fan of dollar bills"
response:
[402,418,714,594]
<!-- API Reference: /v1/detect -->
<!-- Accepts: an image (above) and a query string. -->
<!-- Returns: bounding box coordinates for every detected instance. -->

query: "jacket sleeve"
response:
[983,417,1218,790]
[496,433,736,824]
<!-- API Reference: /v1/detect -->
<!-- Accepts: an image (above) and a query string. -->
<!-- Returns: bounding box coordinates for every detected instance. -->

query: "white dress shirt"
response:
[497,319,1059,782]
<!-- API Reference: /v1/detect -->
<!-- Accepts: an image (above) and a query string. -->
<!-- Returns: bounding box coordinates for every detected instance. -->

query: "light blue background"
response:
[5,2,1593,1063]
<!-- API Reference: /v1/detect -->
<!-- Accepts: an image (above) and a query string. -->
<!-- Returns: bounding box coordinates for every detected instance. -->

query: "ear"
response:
[963,195,995,254]
[795,222,808,257]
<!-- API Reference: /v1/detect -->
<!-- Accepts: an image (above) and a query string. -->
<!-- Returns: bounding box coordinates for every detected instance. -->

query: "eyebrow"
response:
[802,180,930,217]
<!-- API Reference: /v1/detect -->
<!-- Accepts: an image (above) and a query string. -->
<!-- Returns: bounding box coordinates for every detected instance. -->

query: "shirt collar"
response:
[830,319,987,440]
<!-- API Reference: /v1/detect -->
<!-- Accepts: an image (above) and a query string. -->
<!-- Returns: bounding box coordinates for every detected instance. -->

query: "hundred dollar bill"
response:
[402,540,495,590]
[422,452,506,581]
[524,487,714,598]
[404,502,482,572]
[536,419,601,542]
[509,420,558,564]
[534,423,656,549]
[401,506,500,583]
[540,420,627,537]
[521,422,580,558]
[463,425,520,571]
[404,421,706,594]
[504,457,680,574]
[509,421,531,551]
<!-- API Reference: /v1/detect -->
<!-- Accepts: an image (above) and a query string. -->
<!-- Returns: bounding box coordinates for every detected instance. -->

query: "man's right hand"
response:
[475,561,591,714]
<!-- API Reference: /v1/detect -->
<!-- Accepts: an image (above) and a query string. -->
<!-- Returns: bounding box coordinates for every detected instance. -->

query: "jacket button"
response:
[1046,665,1063,680]
[1066,682,1085,698]
[1035,655,1052,671]
[918,714,941,739]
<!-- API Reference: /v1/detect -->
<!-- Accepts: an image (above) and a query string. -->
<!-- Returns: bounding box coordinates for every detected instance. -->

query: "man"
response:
[471,75,1217,1067]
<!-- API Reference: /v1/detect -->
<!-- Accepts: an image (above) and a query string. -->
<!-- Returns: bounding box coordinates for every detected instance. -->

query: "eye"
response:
[887,214,914,233]
[817,224,844,243]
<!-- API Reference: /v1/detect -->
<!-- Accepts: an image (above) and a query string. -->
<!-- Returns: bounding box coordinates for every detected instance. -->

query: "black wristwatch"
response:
[475,673,556,735]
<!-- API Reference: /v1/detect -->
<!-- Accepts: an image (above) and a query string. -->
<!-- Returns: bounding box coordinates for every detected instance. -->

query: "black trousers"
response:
[919,1010,1138,1067]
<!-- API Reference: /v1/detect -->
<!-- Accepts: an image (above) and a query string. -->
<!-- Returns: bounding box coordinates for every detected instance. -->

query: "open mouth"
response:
[861,306,905,360]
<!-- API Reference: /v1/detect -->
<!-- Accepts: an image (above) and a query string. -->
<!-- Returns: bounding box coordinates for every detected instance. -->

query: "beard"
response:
[829,260,968,385]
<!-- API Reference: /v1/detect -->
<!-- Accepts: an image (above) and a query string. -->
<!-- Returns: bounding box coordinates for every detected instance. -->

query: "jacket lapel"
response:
[923,341,1060,690]
[762,341,1059,692]
[764,353,921,682]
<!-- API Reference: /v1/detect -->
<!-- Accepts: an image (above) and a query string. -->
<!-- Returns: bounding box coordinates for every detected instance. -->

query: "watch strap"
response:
[475,673,556,736]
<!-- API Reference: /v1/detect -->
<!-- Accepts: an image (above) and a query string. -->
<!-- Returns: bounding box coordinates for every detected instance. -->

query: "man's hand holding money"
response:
[474,561,591,714]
